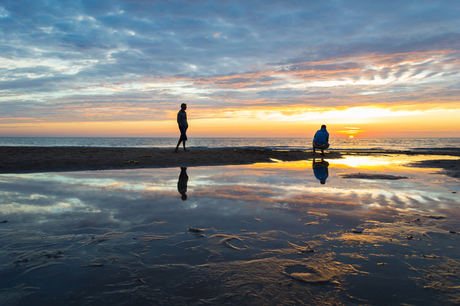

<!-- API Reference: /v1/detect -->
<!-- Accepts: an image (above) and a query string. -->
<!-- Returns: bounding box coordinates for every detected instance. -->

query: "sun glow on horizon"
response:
[220,105,440,123]
[1,104,460,138]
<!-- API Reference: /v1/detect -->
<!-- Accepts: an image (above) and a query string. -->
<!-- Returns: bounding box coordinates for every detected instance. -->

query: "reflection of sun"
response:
[349,135,354,138]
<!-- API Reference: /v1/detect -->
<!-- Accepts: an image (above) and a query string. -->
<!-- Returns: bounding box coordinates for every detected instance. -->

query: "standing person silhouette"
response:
[175,103,188,153]
[312,124,330,156]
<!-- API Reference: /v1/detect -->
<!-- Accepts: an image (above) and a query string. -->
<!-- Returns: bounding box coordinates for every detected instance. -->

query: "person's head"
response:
[181,103,187,111]
[321,124,326,129]
[181,193,187,201]
[320,180,326,185]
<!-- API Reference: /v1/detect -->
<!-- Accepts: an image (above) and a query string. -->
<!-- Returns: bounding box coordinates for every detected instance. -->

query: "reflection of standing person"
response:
[175,103,188,153]
[178,167,188,201]
[313,158,329,185]
[312,124,330,156]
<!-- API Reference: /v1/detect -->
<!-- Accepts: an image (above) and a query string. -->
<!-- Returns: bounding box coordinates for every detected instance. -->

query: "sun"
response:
[349,135,354,138]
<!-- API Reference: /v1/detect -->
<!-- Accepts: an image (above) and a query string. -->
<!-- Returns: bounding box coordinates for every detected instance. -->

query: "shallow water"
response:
[0,155,459,305]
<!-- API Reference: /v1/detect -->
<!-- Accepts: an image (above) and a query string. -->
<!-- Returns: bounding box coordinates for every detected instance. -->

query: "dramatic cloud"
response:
[1,0,460,135]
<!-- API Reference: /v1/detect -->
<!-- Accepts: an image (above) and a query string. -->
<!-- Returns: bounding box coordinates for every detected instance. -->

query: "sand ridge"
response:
[0,146,340,173]
[1,146,459,174]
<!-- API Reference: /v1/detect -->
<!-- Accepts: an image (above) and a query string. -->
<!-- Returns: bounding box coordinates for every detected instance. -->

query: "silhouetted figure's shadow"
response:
[178,167,188,201]
[313,158,329,185]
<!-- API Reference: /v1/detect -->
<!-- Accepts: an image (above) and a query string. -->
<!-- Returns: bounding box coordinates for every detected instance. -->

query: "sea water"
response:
[0,137,459,151]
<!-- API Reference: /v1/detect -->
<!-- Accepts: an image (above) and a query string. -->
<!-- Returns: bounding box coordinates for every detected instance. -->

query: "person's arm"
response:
[177,112,183,128]
[326,135,329,143]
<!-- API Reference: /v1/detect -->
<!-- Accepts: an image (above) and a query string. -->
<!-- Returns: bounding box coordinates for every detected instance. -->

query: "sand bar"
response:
[0,146,459,174]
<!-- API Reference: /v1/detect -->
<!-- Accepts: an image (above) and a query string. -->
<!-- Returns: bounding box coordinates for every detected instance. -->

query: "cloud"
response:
[1,0,460,131]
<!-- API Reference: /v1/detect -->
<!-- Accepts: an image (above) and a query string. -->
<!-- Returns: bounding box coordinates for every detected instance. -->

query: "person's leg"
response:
[321,143,329,155]
[175,139,182,152]
[176,127,186,152]
[182,127,188,151]
[312,142,316,155]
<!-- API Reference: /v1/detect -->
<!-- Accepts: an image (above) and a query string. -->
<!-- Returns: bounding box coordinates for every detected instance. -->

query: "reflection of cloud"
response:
[193,186,279,204]
[1,160,459,304]
[1,157,459,232]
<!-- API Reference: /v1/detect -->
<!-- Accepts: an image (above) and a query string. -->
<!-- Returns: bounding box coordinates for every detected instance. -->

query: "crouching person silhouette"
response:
[312,125,330,156]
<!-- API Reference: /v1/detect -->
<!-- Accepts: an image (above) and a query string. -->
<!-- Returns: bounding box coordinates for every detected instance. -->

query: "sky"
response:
[1,0,460,138]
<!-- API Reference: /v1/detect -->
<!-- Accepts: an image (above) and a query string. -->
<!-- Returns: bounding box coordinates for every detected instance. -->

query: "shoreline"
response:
[0,146,459,175]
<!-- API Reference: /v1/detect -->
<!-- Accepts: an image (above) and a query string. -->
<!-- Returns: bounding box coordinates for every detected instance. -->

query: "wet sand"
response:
[1,146,459,174]
[408,158,460,178]
[1,154,459,305]
[0,146,337,173]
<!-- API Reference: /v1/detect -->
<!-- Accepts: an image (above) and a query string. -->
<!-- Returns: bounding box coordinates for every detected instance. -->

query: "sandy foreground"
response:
[1,147,460,305]
[0,146,459,176]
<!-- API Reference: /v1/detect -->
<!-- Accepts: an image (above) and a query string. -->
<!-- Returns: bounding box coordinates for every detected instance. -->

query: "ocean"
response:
[0,137,459,151]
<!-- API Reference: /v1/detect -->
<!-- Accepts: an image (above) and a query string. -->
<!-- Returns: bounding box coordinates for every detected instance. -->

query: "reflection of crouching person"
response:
[313,158,329,185]
[312,125,329,156]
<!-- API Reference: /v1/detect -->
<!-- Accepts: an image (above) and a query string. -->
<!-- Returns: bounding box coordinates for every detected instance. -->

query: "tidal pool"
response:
[0,155,459,305]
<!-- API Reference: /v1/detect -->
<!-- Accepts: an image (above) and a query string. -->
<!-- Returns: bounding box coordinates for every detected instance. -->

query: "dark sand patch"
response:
[0,147,341,173]
[426,215,447,220]
[1,146,460,174]
[410,257,460,305]
[338,173,409,180]
[407,158,460,178]
[208,234,247,250]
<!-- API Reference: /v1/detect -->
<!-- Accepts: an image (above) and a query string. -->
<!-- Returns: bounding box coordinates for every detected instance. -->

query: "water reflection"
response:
[178,167,188,201]
[0,155,459,305]
[312,158,329,184]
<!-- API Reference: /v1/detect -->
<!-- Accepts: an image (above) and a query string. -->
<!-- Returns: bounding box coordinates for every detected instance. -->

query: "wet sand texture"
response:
[1,146,460,174]
[408,158,460,178]
[1,155,460,304]
[0,147,343,173]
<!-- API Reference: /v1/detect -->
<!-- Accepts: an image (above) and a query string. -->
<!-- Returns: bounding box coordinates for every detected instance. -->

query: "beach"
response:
[1,148,460,305]
[0,146,339,173]
[1,146,460,176]
[3,0,460,303]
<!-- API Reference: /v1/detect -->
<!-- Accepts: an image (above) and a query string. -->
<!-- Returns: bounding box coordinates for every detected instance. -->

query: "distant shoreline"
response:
[0,146,459,175]
[1,137,460,153]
